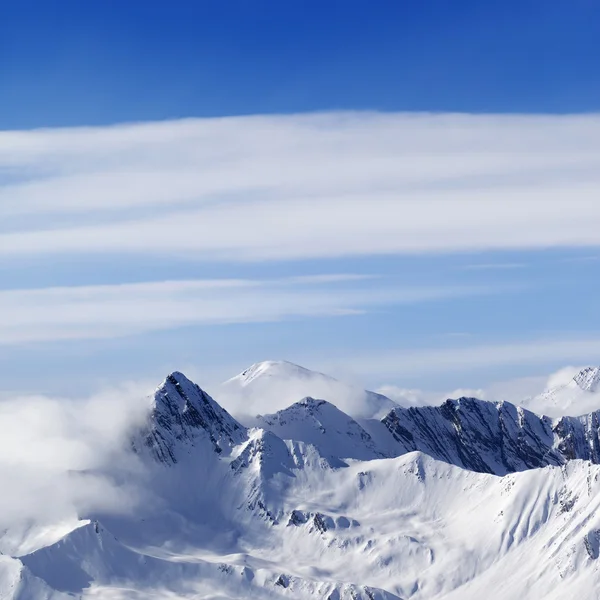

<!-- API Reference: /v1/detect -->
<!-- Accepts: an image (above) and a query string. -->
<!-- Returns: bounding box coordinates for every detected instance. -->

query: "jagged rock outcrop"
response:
[573,367,600,393]
[138,371,600,477]
[553,410,600,462]
[135,371,247,464]
[9,367,600,599]
[381,396,600,475]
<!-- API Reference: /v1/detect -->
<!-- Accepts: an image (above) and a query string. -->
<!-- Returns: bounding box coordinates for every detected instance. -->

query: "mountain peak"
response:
[573,366,600,392]
[235,360,329,385]
[521,366,600,417]
[139,371,247,464]
[261,396,339,421]
[255,396,385,461]
[165,370,193,384]
[157,371,199,408]
[222,360,397,419]
[297,396,329,409]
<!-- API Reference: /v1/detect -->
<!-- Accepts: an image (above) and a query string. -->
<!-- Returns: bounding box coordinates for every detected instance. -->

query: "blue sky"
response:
[2,1,600,401]
[3,0,600,127]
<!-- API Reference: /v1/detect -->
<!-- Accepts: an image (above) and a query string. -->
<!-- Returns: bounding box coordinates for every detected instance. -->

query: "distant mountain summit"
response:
[573,366,600,393]
[220,360,397,419]
[234,360,314,385]
[523,366,600,417]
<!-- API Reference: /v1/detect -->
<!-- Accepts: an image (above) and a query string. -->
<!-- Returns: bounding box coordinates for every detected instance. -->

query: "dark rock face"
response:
[573,367,600,392]
[137,372,247,464]
[136,371,600,480]
[381,397,600,475]
[553,411,600,463]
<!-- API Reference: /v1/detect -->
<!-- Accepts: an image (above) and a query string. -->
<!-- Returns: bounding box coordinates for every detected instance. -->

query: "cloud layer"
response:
[3,112,600,419]
[329,337,600,380]
[0,276,510,344]
[0,383,152,553]
[2,112,600,261]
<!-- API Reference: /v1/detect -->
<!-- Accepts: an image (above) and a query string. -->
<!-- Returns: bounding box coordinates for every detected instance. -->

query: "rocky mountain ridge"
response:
[6,364,600,599]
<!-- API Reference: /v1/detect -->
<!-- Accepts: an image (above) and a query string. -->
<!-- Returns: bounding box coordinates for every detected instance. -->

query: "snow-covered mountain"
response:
[135,370,247,464]
[523,366,600,417]
[219,360,398,419]
[381,397,600,475]
[252,397,386,462]
[6,369,600,599]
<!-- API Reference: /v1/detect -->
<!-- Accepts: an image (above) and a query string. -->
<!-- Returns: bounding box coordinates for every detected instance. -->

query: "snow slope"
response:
[252,397,386,462]
[524,366,600,417]
[219,360,398,419]
[5,370,600,599]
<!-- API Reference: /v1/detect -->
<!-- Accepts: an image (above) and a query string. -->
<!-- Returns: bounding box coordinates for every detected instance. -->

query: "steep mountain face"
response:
[136,371,247,464]
[0,554,72,600]
[574,366,600,393]
[220,360,398,419]
[381,398,562,475]
[381,396,600,475]
[8,368,600,599]
[553,410,600,462]
[523,366,600,417]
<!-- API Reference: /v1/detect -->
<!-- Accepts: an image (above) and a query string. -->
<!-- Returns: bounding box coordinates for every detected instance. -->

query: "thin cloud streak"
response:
[459,263,527,271]
[0,277,513,345]
[4,193,600,261]
[2,112,600,261]
[330,337,600,379]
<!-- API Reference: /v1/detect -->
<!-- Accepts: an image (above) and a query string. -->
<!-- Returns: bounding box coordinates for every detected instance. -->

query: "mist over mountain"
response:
[2,362,600,598]
[219,360,398,419]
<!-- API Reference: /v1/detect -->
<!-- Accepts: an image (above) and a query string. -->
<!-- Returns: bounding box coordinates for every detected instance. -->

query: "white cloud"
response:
[375,381,547,408]
[2,112,600,261]
[545,365,585,389]
[219,372,385,421]
[376,365,599,417]
[322,337,600,381]
[459,263,527,271]
[0,276,512,345]
[374,385,443,407]
[0,382,152,552]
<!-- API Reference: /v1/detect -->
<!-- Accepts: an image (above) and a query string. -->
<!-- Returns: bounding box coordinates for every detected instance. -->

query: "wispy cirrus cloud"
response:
[3,111,600,399]
[0,276,512,345]
[2,112,600,261]
[459,263,527,271]
[327,337,600,380]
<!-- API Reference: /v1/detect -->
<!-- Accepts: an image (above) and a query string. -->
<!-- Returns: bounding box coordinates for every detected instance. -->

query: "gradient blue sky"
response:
[3,0,600,126]
[2,0,600,400]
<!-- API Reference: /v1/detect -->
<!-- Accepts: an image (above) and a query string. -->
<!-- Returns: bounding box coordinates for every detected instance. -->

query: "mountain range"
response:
[3,361,600,599]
